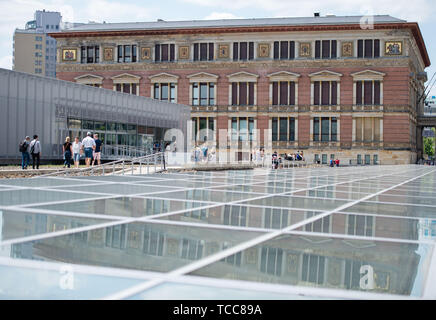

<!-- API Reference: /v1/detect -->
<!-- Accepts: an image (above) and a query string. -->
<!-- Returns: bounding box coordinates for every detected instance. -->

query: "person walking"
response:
[81,132,96,167]
[62,137,73,168]
[272,151,279,169]
[29,135,41,169]
[72,136,82,168]
[19,136,31,170]
[92,133,102,166]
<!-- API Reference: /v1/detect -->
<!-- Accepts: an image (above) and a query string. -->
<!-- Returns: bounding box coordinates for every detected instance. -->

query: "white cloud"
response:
[181,0,435,23]
[203,12,244,20]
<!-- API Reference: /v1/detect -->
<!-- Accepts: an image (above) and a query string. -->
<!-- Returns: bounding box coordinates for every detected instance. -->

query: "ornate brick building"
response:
[50,15,430,164]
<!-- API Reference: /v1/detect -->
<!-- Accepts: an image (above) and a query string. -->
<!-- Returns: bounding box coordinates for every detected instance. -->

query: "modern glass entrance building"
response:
[0,68,190,162]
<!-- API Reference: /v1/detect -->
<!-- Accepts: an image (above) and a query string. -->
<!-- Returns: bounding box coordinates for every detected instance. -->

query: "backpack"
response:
[19,141,28,152]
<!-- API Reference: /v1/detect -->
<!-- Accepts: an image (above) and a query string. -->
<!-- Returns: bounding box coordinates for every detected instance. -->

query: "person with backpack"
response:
[19,136,31,170]
[72,136,82,168]
[91,133,102,166]
[272,151,279,169]
[29,135,41,169]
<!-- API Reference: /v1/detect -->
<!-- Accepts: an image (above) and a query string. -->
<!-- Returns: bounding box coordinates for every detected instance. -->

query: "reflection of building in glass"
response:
[0,68,189,162]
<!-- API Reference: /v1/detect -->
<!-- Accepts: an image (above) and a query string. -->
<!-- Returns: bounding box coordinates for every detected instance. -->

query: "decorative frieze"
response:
[56,55,411,73]
[140,47,151,60]
[61,48,77,62]
[178,46,190,60]
[257,43,270,58]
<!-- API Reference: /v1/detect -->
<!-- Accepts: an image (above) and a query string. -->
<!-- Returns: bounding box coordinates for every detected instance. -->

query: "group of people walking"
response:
[62,132,102,168]
[19,135,41,169]
[19,132,103,170]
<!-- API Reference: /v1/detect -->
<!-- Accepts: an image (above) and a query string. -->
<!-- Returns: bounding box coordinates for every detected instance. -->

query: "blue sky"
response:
[1,0,435,96]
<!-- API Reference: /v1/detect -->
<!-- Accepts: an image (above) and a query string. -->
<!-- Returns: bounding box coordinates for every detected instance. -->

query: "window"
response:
[322,154,328,164]
[233,42,254,61]
[117,45,137,63]
[365,154,371,165]
[154,44,175,62]
[273,41,295,60]
[230,117,255,142]
[115,83,138,95]
[222,242,242,266]
[357,39,380,58]
[357,154,362,165]
[192,82,215,105]
[81,45,100,64]
[301,253,325,284]
[193,43,214,61]
[356,80,381,105]
[271,81,296,105]
[272,117,296,142]
[231,82,255,106]
[347,214,374,236]
[373,154,378,165]
[313,117,337,142]
[313,81,338,105]
[315,40,337,59]
[355,118,381,142]
[153,83,176,102]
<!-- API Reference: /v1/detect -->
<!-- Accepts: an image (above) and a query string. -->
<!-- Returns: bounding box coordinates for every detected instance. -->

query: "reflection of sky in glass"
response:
[0,264,145,300]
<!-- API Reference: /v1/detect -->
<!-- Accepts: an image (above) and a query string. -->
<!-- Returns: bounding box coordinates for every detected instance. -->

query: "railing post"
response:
[154,154,157,173]
[122,160,125,175]
[139,159,142,175]
[147,158,149,174]
[131,160,134,175]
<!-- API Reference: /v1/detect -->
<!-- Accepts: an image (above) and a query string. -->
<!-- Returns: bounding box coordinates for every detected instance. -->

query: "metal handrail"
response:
[38,152,166,178]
